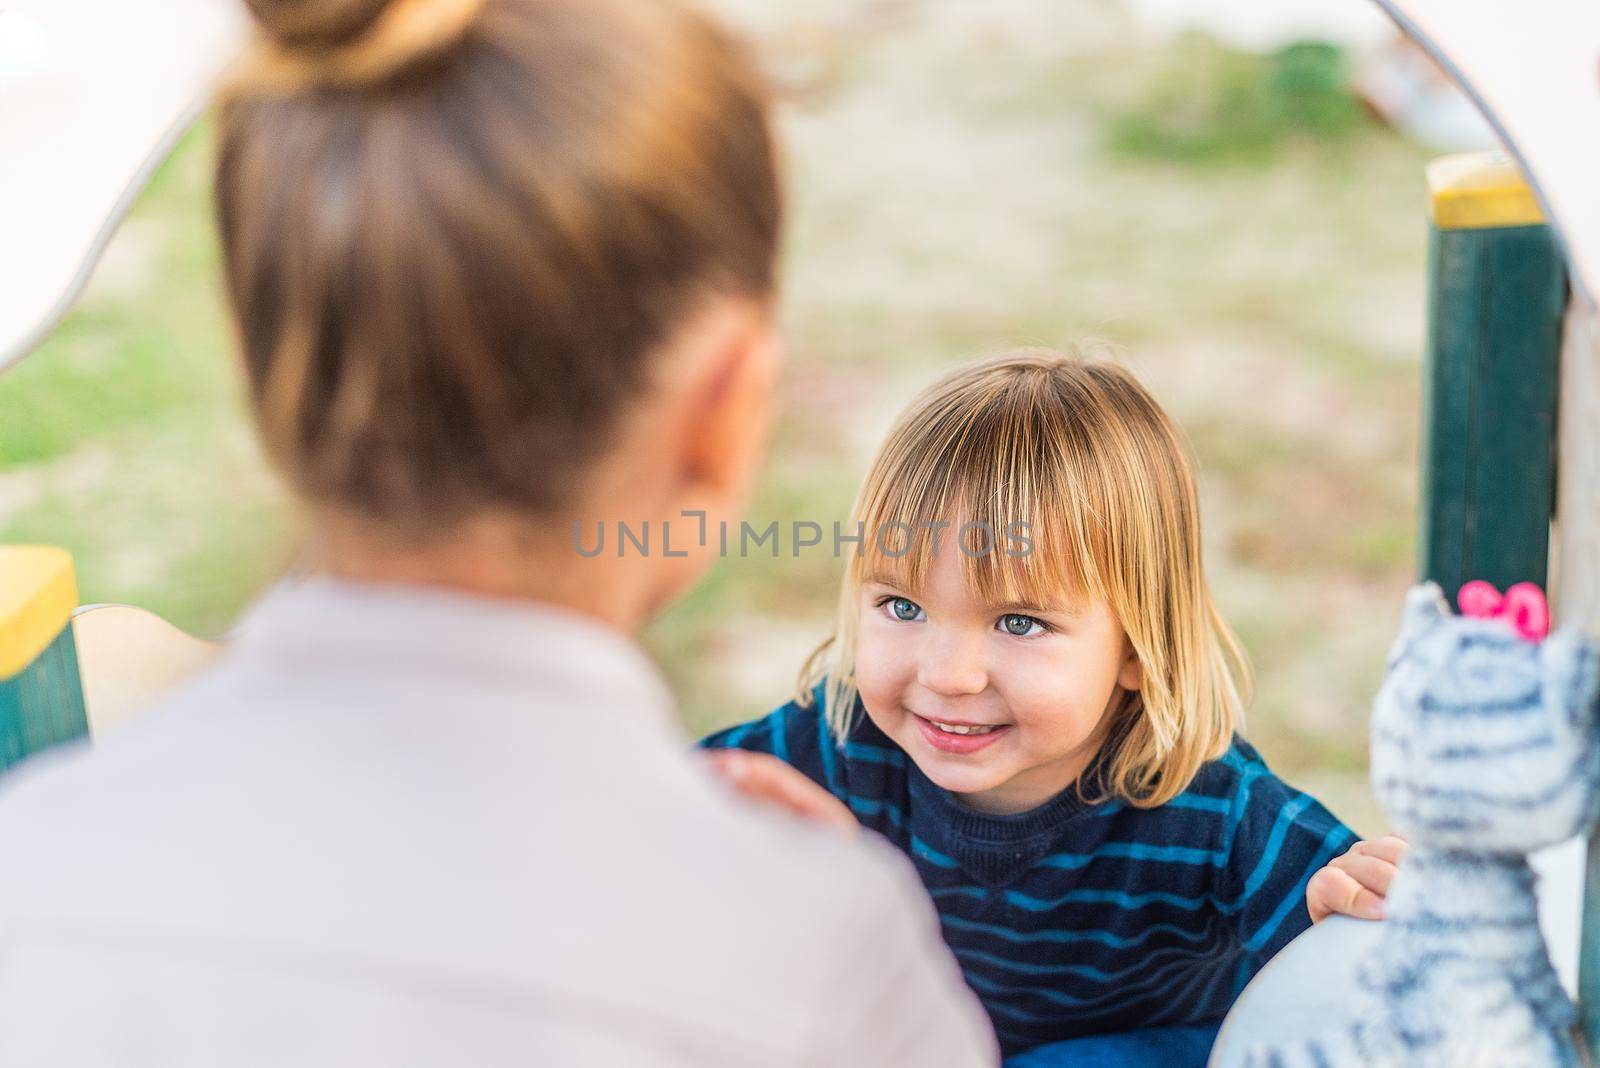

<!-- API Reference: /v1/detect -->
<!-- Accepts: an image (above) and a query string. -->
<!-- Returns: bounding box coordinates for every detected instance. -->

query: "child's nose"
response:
[917,628,987,696]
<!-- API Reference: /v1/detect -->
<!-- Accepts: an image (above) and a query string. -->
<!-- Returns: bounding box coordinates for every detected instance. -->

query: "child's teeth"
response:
[934,721,996,735]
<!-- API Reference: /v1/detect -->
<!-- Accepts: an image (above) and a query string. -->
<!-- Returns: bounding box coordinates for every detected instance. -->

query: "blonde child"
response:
[703,351,1402,1068]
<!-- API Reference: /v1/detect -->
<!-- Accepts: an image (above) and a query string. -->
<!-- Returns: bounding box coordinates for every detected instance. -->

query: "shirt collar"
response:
[228,574,678,732]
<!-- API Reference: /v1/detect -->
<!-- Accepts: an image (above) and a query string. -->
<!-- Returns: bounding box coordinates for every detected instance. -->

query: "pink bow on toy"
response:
[1457,580,1551,641]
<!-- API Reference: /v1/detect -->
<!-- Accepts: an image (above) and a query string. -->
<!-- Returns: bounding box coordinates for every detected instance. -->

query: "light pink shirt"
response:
[0,579,998,1066]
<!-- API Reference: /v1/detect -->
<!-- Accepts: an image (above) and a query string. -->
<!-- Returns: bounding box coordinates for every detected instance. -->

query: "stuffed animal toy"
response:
[1247,581,1600,1068]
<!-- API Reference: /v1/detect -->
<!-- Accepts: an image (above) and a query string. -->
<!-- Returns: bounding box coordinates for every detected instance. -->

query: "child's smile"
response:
[854,541,1142,815]
[912,713,1012,754]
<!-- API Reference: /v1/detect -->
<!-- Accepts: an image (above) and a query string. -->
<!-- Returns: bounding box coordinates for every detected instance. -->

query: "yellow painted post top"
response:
[0,546,77,679]
[1428,151,1546,231]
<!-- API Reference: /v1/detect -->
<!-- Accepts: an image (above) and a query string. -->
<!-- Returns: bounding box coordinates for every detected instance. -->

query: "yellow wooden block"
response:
[0,546,77,679]
[1428,151,1546,231]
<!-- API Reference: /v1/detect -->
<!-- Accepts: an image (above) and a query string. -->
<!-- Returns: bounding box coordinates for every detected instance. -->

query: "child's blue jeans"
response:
[1002,1021,1222,1068]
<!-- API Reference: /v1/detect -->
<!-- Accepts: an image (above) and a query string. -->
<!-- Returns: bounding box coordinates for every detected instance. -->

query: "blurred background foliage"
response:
[1107,38,1365,163]
[0,1,1444,833]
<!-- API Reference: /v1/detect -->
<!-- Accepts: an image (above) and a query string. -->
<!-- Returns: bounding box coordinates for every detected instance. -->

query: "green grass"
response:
[0,121,296,636]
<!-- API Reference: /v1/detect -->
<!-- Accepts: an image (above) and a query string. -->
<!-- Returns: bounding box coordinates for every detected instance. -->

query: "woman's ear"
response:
[1117,644,1142,691]
[674,301,781,509]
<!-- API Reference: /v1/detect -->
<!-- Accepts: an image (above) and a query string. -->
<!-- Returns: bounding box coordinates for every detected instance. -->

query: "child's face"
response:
[854,545,1140,815]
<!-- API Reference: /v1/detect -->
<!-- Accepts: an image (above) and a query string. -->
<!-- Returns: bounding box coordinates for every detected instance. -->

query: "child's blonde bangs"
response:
[800,350,1248,809]
[847,430,1104,615]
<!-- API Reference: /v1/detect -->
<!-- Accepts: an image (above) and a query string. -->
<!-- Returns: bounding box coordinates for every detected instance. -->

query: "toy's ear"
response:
[1542,628,1600,736]
[1386,583,1451,669]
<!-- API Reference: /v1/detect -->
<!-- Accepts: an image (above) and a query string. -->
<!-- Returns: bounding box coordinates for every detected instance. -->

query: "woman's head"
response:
[805,350,1248,812]
[215,0,782,610]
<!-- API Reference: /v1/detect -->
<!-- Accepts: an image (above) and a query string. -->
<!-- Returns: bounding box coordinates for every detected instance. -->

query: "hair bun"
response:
[230,0,486,92]
[244,0,394,50]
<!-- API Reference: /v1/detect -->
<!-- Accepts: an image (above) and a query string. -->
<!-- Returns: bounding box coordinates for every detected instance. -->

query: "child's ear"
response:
[1117,645,1142,691]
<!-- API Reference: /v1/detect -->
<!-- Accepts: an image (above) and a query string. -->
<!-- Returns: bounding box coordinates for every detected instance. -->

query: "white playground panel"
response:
[0,0,247,372]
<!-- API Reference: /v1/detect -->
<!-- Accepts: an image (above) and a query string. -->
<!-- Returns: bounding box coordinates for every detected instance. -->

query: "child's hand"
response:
[704,750,860,836]
[1306,835,1407,923]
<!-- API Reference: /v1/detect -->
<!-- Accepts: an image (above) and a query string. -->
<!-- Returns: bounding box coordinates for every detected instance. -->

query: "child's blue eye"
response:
[999,614,1045,637]
[886,597,924,622]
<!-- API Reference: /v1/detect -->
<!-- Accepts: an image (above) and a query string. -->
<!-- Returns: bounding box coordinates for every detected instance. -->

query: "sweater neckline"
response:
[908,761,1098,844]
[906,754,1116,886]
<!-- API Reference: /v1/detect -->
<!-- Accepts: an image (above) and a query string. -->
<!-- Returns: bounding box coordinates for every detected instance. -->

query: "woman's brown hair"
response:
[216,0,781,533]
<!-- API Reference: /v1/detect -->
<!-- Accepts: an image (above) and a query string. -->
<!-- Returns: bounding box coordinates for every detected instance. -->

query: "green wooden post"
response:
[0,546,89,771]
[1419,153,1565,603]
[1420,153,1600,1052]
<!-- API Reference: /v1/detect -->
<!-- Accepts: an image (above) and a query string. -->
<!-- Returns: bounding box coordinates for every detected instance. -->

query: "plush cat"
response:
[1246,581,1600,1068]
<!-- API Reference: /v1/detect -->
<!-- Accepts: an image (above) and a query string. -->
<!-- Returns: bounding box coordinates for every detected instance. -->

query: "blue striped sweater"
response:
[700,691,1358,1056]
